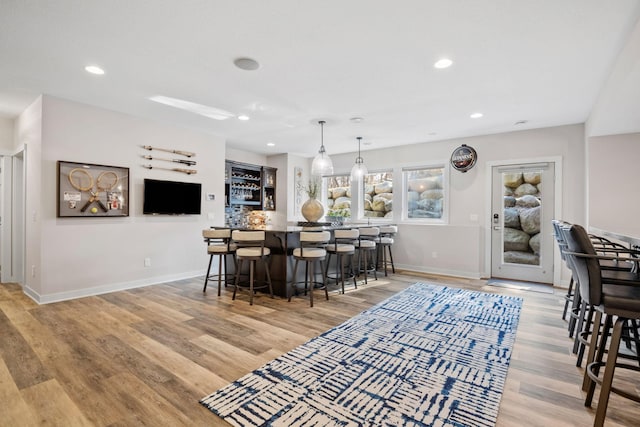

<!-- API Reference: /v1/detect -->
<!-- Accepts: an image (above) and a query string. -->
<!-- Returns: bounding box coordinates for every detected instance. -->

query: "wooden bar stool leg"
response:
[339,254,345,294]
[264,257,273,298]
[350,253,357,289]
[289,259,300,302]
[583,310,603,392]
[320,260,328,301]
[203,254,214,292]
[308,260,314,308]
[594,317,624,427]
[249,260,255,306]
[233,259,242,300]
[217,254,224,296]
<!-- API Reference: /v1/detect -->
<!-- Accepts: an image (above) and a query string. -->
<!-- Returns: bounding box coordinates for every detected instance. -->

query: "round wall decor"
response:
[450,144,477,172]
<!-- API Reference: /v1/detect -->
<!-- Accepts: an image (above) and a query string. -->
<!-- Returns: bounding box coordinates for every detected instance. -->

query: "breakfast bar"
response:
[220,222,378,297]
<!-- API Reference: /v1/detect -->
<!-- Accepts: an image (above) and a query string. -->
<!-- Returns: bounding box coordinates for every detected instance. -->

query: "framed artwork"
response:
[57,160,130,217]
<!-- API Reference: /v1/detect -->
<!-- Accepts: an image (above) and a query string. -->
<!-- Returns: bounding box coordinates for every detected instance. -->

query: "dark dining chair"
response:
[562,223,640,427]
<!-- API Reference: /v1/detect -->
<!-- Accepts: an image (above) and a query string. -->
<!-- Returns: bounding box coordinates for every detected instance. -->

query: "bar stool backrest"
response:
[563,223,602,306]
[300,230,331,243]
[551,220,569,261]
[232,230,268,256]
[359,227,380,239]
[379,225,397,235]
[232,230,265,241]
[334,229,359,240]
[203,229,232,240]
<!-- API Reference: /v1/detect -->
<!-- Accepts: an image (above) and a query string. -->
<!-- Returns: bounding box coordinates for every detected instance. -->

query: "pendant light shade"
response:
[350,136,368,182]
[311,120,334,176]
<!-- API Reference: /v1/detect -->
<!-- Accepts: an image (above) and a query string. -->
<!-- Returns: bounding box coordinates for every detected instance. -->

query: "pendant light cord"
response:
[319,120,326,154]
[356,136,363,164]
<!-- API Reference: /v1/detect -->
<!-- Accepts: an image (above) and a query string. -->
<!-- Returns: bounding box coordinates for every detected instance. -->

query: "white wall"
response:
[0,116,14,152]
[329,124,585,282]
[16,96,42,294]
[587,132,640,237]
[226,147,267,166]
[586,16,640,138]
[20,96,226,303]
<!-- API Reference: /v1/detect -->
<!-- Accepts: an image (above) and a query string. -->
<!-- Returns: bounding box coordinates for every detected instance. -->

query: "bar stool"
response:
[354,227,379,284]
[288,230,331,307]
[232,230,274,306]
[563,223,640,427]
[377,225,397,276]
[202,229,237,296]
[325,228,358,294]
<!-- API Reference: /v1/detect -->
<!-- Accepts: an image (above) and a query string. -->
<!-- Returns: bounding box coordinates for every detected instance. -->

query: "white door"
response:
[491,163,555,283]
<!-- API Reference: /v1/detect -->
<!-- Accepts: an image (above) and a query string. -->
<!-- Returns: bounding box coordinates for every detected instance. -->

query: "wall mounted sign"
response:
[450,144,478,172]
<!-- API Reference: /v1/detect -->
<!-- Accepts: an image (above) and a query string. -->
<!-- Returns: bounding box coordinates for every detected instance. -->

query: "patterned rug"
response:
[200,283,523,426]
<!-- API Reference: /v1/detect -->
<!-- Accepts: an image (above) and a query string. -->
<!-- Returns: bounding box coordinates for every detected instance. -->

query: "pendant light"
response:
[350,136,368,182]
[311,120,334,176]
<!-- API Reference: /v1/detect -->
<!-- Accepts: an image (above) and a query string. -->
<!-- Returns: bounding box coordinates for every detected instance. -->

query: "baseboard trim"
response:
[394,264,481,280]
[23,270,204,305]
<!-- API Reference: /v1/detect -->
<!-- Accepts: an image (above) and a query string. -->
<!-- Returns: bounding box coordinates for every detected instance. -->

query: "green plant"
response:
[327,207,351,217]
[298,177,321,199]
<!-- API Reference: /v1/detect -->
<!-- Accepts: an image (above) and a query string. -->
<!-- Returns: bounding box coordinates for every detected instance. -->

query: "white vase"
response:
[301,198,324,222]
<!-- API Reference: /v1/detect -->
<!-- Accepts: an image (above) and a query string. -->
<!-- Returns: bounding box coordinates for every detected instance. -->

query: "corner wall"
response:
[23,96,226,302]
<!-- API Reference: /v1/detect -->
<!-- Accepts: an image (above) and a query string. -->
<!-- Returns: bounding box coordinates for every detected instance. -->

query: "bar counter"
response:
[220,222,380,297]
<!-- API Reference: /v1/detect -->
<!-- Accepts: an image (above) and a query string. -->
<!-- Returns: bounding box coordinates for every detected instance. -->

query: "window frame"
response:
[361,168,394,223]
[401,162,449,224]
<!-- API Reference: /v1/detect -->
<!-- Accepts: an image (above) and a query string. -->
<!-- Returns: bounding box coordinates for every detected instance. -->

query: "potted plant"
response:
[298,178,324,222]
[326,207,351,225]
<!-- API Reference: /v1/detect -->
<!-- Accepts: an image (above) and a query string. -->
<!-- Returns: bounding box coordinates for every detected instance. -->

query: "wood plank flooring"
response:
[1,272,639,426]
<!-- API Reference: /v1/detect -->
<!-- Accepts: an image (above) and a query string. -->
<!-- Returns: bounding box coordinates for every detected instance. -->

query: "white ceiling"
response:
[1,1,639,157]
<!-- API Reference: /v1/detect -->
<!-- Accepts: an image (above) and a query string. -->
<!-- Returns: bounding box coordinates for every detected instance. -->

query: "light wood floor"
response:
[1,272,639,426]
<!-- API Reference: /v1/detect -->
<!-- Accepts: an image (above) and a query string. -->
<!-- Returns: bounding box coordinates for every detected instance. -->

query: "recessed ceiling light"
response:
[85,65,105,75]
[514,120,528,125]
[434,58,453,69]
[350,117,364,123]
[237,115,250,121]
[266,142,275,147]
[234,57,260,71]
[470,112,483,119]
[148,95,235,120]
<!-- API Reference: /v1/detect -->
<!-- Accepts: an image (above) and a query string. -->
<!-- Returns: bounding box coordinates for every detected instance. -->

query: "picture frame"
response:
[57,160,130,217]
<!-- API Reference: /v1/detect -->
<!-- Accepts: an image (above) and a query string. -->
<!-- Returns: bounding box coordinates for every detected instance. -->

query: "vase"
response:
[301,198,324,222]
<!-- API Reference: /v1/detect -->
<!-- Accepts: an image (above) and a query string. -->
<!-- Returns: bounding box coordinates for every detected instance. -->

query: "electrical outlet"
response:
[31,265,36,277]
[144,257,151,267]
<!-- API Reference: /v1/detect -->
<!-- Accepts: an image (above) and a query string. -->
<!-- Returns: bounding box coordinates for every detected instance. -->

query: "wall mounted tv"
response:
[143,178,202,215]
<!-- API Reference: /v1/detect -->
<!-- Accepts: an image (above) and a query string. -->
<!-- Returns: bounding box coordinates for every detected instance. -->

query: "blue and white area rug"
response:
[200,283,522,426]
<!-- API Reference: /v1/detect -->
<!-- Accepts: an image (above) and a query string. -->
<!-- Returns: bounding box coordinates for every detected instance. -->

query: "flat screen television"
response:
[143,178,202,215]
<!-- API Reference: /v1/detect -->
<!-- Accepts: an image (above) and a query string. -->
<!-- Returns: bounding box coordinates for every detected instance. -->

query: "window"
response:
[363,171,393,219]
[325,175,351,218]
[404,166,445,220]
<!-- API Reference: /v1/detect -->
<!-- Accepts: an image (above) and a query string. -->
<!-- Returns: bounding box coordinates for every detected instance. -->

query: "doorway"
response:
[0,152,25,284]
[491,162,555,283]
